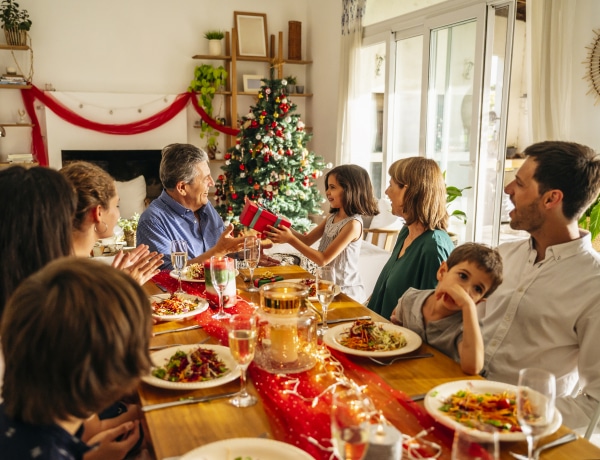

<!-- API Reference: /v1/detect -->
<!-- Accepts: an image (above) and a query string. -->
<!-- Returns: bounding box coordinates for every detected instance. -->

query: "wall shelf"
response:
[0,123,34,127]
[191,29,311,149]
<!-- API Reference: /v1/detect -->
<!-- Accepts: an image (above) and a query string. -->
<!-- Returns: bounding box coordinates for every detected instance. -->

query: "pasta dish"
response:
[338,320,407,352]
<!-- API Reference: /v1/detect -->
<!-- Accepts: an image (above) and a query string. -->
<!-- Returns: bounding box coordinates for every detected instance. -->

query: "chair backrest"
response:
[363,228,400,252]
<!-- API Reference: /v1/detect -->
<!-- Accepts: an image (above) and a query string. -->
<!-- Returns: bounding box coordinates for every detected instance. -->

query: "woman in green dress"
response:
[367,157,454,319]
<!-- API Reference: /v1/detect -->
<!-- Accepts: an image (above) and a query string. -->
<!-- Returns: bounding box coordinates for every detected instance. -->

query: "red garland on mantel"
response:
[20,85,241,166]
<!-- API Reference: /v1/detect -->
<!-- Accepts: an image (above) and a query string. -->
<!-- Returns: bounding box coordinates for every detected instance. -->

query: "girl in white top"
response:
[267,165,379,302]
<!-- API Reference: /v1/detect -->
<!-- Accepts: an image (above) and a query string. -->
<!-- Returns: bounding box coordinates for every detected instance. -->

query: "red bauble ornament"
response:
[239,164,245,171]
[261,111,267,116]
[248,177,253,184]
[290,177,295,182]
[231,193,238,200]
[224,153,231,160]
[218,174,225,181]
[227,206,233,212]
[271,121,277,128]
[253,183,260,190]
[251,120,258,128]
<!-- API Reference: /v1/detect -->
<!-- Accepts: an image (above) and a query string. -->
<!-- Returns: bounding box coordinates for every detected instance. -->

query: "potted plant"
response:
[189,64,228,153]
[118,213,139,247]
[284,75,296,94]
[0,0,31,46]
[446,183,471,224]
[204,30,224,56]
[579,193,600,243]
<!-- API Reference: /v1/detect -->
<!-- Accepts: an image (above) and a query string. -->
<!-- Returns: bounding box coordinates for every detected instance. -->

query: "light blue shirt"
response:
[137,190,224,269]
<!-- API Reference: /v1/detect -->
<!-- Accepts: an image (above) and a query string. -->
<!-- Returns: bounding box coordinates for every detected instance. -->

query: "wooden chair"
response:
[363,228,400,252]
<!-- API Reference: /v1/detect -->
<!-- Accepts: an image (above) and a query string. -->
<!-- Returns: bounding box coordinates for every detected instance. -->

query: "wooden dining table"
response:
[140,264,600,460]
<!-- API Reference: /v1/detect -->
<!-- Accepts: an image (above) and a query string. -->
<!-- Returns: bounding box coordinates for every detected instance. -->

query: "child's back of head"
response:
[1,257,152,425]
[446,242,503,297]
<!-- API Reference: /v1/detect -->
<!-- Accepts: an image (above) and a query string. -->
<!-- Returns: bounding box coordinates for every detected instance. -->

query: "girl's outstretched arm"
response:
[267,218,362,267]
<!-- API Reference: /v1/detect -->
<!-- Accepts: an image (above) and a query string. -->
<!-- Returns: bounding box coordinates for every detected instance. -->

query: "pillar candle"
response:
[363,423,402,460]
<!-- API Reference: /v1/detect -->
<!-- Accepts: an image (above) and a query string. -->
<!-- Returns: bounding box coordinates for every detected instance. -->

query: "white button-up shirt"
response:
[481,233,600,429]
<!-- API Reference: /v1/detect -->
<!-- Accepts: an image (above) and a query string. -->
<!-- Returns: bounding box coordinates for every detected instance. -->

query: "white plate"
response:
[142,344,240,390]
[424,379,562,442]
[170,267,204,283]
[323,322,422,357]
[149,293,209,321]
[285,278,341,301]
[180,438,313,460]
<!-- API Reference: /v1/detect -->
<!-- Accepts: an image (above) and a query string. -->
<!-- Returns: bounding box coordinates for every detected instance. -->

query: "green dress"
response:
[367,226,454,319]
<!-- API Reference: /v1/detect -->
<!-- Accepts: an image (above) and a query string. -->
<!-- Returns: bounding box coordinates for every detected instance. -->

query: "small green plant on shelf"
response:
[284,75,297,85]
[204,30,224,40]
[579,193,600,240]
[189,64,228,151]
[0,0,31,31]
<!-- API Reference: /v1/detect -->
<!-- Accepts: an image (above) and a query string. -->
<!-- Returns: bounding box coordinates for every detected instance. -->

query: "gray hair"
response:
[159,143,209,189]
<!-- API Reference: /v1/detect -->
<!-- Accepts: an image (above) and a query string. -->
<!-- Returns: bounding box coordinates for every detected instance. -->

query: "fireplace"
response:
[61,149,163,201]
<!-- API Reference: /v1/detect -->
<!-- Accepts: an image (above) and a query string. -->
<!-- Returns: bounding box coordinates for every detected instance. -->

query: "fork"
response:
[368,353,433,365]
[509,432,578,460]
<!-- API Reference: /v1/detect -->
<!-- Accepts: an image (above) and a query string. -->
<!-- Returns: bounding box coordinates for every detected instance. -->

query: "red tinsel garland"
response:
[20,85,241,166]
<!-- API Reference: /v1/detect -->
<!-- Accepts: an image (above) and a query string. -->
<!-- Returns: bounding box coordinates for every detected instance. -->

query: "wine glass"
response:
[170,240,188,294]
[451,429,499,460]
[228,313,258,407]
[316,266,336,335]
[517,368,556,460]
[244,236,261,292]
[331,388,371,460]
[210,256,235,320]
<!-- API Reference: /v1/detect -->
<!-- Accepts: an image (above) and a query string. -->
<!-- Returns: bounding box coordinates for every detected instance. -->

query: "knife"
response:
[153,324,202,336]
[142,391,239,412]
[318,316,371,326]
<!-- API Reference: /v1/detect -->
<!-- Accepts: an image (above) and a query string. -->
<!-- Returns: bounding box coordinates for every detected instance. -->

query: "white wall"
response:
[570,0,600,152]
[0,0,341,174]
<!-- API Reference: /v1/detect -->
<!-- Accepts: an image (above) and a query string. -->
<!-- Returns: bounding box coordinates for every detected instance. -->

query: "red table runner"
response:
[152,271,454,459]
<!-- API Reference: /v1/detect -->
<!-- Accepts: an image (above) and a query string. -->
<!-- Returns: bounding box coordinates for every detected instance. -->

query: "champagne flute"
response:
[244,236,261,292]
[228,313,258,407]
[316,266,336,335]
[451,429,499,460]
[170,239,188,294]
[517,368,556,460]
[331,389,371,460]
[210,256,235,320]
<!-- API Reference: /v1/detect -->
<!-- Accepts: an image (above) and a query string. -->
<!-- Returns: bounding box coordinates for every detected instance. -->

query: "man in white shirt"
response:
[481,141,600,430]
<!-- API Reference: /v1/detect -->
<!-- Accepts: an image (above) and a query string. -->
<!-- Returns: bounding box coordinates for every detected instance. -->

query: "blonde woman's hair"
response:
[388,157,448,230]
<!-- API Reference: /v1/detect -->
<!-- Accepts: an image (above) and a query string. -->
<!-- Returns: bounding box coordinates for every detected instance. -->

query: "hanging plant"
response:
[189,64,228,151]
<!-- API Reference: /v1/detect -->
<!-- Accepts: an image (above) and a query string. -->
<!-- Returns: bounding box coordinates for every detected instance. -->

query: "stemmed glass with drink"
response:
[210,256,235,320]
[244,236,261,292]
[228,313,258,407]
[316,266,336,335]
[170,240,188,294]
[517,368,556,460]
[331,388,372,460]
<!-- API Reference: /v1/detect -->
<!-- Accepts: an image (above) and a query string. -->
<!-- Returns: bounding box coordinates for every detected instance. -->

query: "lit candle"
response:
[363,423,402,460]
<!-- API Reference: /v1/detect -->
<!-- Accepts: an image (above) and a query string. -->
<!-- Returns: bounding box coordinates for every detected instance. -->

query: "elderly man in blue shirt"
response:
[137,143,244,269]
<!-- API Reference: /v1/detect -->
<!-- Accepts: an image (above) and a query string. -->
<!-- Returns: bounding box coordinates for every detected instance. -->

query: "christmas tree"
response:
[214,78,327,232]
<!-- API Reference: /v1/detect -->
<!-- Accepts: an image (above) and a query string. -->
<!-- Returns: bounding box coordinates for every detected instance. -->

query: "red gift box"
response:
[239,201,291,233]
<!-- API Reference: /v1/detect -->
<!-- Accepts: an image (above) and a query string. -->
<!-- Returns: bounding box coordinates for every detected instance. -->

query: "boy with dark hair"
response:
[392,242,503,375]
[0,258,153,459]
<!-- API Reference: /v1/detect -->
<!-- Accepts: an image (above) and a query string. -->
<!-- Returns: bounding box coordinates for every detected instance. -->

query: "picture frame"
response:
[234,12,268,57]
[243,75,264,93]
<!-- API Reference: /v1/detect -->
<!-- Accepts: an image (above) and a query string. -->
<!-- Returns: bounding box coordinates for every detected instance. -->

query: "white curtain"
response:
[527,0,576,141]
[336,0,369,168]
